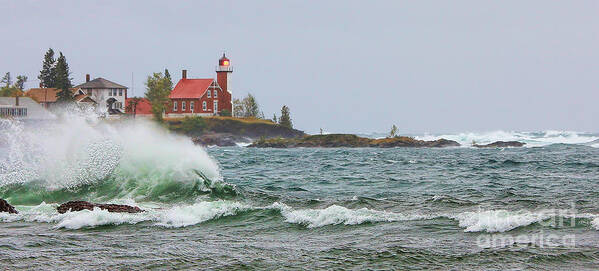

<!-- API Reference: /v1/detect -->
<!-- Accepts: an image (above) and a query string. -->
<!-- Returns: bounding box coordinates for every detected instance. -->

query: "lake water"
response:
[1,118,599,270]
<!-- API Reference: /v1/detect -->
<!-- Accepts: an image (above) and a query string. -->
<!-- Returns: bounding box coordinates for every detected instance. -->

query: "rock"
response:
[473,141,525,148]
[249,134,461,148]
[57,201,144,214]
[191,132,250,147]
[0,198,18,214]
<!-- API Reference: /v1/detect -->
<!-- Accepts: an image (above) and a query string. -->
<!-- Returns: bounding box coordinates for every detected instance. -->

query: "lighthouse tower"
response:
[216,53,233,115]
[216,53,232,95]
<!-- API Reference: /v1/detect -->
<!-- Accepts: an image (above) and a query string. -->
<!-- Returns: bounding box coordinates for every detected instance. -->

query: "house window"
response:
[214,90,217,98]
[182,101,186,111]
[213,100,218,113]
[190,101,195,112]
[87,89,92,95]
[207,90,211,98]
[202,101,207,111]
[173,101,178,111]
[119,89,123,96]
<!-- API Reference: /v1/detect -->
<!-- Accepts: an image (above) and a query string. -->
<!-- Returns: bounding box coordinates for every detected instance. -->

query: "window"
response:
[190,101,195,112]
[213,90,217,98]
[207,90,211,98]
[213,100,218,113]
[119,89,123,96]
[182,101,186,111]
[202,101,207,111]
[87,89,92,95]
[173,101,178,111]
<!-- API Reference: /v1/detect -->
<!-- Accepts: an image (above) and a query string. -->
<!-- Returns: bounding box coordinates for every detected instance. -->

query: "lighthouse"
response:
[216,53,232,95]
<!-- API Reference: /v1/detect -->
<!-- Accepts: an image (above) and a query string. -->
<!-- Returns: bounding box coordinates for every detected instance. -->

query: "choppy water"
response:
[1,117,599,270]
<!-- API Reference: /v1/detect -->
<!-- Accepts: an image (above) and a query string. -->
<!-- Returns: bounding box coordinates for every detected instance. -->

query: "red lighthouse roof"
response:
[169,78,215,99]
[219,53,230,66]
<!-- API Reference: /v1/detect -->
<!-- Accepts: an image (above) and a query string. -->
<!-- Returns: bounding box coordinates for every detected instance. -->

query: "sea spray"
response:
[0,110,224,204]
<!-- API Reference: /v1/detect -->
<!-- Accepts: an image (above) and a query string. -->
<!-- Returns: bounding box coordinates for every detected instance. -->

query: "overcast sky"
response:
[1,1,598,134]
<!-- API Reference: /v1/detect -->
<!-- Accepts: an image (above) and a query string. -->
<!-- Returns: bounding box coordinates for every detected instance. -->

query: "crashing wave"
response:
[449,210,554,232]
[0,111,225,204]
[271,202,433,228]
[415,130,599,148]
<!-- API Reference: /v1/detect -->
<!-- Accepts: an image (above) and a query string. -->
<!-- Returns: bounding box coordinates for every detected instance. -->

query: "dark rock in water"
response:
[191,132,250,147]
[0,198,18,214]
[473,141,525,148]
[57,201,144,214]
[249,134,461,148]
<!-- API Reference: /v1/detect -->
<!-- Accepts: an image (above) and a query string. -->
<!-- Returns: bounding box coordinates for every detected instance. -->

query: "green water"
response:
[2,144,599,270]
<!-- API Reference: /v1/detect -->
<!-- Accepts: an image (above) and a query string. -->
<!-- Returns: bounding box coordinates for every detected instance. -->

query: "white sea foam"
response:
[415,130,599,147]
[0,200,249,229]
[592,218,599,230]
[0,110,221,194]
[155,201,249,228]
[272,202,431,228]
[450,210,553,233]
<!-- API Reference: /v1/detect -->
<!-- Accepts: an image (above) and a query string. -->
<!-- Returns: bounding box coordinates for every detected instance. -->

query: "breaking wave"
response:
[415,130,599,147]
[0,110,229,205]
[272,202,433,228]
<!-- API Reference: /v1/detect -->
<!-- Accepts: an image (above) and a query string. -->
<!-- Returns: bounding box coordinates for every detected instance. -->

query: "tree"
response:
[14,75,27,90]
[126,97,142,118]
[144,72,172,121]
[38,48,56,87]
[164,68,173,90]
[242,94,259,118]
[54,52,74,102]
[389,125,398,138]
[272,113,277,123]
[1,72,12,88]
[232,98,244,118]
[279,105,293,128]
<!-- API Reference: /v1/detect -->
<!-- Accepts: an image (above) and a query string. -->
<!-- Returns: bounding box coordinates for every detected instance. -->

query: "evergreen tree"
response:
[144,72,172,121]
[389,124,398,138]
[272,113,277,123]
[14,75,27,90]
[279,105,293,129]
[1,72,12,88]
[55,52,74,102]
[38,48,56,87]
[164,68,173,90]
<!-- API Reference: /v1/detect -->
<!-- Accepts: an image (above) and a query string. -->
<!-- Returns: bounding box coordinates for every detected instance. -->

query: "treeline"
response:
[233,94,293,129]
[0,72,27,97]
[1,48,74,102]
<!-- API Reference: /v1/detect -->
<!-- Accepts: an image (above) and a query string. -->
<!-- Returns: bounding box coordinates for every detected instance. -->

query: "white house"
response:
[0,96,55,120]
[76,74,128,117]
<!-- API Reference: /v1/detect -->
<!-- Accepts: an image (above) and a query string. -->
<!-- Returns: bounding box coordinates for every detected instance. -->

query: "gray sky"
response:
[1,1,598,134]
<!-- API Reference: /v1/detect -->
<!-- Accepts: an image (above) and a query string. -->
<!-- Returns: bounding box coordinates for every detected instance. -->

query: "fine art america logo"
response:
[474,203,578,248]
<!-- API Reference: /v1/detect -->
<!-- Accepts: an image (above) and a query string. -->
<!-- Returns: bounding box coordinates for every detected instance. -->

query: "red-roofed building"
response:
[125,97,153,117]
[166,54,233,117]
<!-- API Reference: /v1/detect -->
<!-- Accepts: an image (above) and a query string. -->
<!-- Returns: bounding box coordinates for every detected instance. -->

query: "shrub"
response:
[219,109,232,117]
[181,116,207,135]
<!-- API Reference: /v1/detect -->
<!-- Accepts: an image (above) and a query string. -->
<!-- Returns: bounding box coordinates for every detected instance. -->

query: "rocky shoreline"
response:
[249,134,461,148]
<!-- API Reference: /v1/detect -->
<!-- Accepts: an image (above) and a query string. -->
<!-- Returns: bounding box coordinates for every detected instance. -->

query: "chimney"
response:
[86,74,90,82]
[182,70,187,79]
[15,95,19,107]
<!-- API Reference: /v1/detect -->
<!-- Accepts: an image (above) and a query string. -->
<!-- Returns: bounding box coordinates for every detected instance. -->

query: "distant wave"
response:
[414,130,599,147]
[271,202,433,228]
[3,202,599,232]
